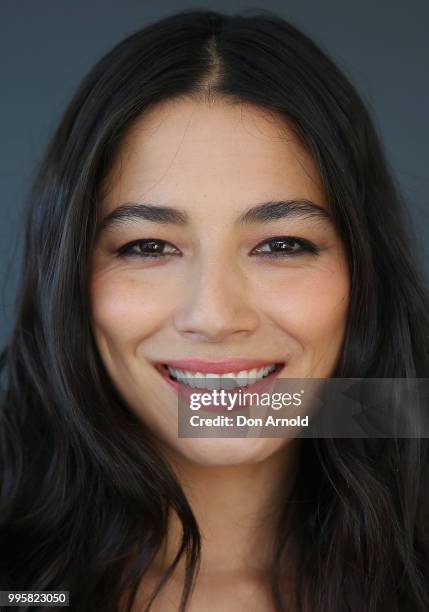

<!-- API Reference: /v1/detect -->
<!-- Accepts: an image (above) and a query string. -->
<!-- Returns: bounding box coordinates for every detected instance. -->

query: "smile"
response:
[155,359,285,392]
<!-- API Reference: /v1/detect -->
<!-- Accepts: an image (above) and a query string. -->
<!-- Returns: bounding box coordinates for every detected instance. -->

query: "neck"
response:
[151,439,300,580]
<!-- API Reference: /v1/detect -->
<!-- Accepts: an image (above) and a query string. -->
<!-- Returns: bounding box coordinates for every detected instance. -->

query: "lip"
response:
[157,358,282,374]
[155,361,285,412]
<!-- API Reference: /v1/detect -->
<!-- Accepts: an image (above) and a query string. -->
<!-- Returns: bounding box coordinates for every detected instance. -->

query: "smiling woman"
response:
[89,99,350,472]
[0,8,428,612]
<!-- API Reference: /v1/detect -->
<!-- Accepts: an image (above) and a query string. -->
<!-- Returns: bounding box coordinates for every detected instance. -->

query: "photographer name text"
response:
[188,414,309,427]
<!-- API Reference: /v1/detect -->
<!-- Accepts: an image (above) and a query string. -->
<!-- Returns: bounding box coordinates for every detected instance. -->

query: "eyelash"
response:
[115,236,320,260]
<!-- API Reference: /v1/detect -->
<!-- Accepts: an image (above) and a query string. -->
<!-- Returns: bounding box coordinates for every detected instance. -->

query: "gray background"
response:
[1,0,428,348]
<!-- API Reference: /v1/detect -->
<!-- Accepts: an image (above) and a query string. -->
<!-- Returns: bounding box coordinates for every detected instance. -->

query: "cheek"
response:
[257,260,350,345]
[89,272,174,346]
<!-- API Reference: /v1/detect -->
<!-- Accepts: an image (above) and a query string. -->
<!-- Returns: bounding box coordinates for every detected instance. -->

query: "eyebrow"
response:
[97,198,331,235]
[239,199,330,224]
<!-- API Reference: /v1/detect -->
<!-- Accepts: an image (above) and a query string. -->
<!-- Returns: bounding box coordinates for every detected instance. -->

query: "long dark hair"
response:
[1,9,428,611]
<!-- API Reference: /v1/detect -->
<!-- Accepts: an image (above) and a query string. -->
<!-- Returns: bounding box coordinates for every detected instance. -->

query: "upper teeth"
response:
[166,364,277,389]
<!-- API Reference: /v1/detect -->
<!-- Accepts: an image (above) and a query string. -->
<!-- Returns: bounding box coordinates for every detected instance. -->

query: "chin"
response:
[164,437,290,467]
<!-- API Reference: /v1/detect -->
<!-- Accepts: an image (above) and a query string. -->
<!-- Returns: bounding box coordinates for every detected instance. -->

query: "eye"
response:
[251,236,320,258]
[115,239,181,259]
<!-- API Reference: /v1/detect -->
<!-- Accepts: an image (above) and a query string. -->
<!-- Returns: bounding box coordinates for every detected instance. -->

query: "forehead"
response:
[99,98,325,217]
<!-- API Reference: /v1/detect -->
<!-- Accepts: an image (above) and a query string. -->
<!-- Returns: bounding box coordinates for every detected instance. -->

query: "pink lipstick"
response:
[154,359,285,412]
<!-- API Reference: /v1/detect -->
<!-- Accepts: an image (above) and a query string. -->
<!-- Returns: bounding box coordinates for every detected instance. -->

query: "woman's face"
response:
[89,98,350,466]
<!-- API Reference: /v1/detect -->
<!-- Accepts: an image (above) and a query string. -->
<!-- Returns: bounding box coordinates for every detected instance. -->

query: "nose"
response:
[172,257,260,343]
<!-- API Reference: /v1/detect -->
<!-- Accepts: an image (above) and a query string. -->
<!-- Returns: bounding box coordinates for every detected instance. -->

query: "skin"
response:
[89,97,350,610]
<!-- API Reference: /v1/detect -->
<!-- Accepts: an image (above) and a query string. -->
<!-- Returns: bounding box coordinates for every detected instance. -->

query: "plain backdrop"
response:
[1,0,428,348]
